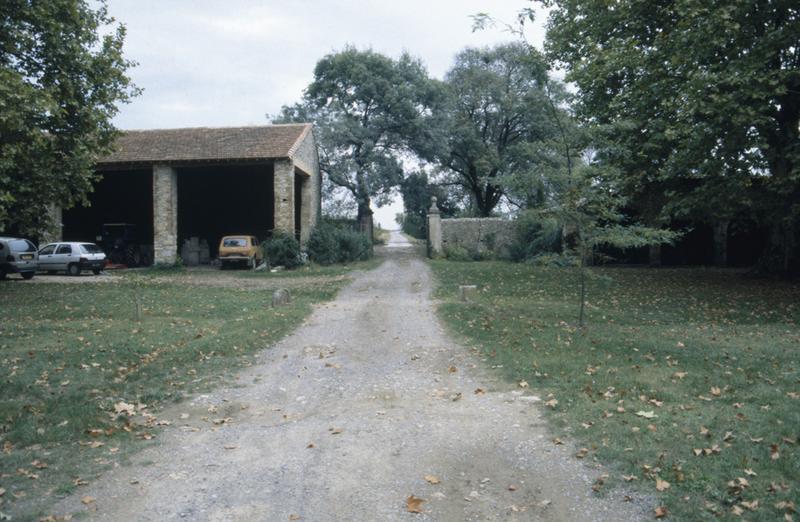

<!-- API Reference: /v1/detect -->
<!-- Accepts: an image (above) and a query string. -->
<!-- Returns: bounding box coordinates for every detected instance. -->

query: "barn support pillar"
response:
[273,159,295,236]
[299,174,313,244]
[153,164,178,264]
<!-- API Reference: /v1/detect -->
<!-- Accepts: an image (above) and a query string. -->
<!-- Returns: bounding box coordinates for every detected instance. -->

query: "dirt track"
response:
[53,231,648,521]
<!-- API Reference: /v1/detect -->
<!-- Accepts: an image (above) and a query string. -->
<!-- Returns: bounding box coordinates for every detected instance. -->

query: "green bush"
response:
[443,245,494,262]
[262,232,302,269]
[307,224,372,265]
[509,211,562,262]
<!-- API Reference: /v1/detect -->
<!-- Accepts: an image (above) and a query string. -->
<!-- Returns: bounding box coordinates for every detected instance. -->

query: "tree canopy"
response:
[541,0,800,271]
[275,47,440,228]
[431,42,567,216]
[0,0,139,236]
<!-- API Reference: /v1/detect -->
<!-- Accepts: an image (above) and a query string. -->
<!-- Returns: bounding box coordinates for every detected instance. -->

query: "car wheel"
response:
[21,271,35,280]
[0,268,7,280]
[67,263,81,276]
[92,268,102,275]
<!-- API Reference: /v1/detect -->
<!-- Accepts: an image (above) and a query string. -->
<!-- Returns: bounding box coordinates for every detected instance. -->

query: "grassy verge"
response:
[0,266,364,520]
[431,260,799,521]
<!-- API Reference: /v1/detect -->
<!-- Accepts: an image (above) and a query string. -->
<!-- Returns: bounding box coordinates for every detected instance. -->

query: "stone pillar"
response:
[299,175,313,244]
[427,197,442,258]
[713,220,729,267]
[273,159,295,235]
[42,205,63,244]
[152,165,178,264]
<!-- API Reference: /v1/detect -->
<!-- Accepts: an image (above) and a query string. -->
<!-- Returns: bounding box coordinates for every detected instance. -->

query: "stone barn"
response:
[57,124,320,264]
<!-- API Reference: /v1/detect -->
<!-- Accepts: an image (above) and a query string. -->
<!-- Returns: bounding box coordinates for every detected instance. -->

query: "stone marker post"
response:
[427,197,442,258]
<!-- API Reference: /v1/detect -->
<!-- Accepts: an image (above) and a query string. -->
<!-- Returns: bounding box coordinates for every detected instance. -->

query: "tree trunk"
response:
[649,244,662,267]
[713,220,729,268]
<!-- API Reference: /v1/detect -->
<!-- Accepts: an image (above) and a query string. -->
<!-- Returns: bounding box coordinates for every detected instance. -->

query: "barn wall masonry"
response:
[291,129,321,244]
[273,159,295,235]
[153,164,178,264]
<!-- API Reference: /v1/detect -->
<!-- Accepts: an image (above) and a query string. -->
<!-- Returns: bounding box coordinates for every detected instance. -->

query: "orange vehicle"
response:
[218,235,264,269]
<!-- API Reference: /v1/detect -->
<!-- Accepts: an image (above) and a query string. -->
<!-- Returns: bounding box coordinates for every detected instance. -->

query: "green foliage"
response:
[509,210,562,261]
[443,245,494,262]
[432,260,800,521]
[399,172,459,239]
[429,43,568,216]
[307,223,371,265]
[0,0,139,235]
[263,232,302,269]
[275,48,441,222]
[542,0,800,271]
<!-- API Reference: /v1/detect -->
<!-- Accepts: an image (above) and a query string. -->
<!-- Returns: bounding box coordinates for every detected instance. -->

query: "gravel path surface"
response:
[54,231,648,521]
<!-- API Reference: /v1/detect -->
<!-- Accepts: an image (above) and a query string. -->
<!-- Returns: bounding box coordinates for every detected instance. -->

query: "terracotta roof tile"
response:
[98,124,311,165]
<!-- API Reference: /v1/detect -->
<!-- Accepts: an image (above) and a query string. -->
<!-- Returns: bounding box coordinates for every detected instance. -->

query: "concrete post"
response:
[273,159,295,235]
[153,165,178,264]
[427,197,442,258]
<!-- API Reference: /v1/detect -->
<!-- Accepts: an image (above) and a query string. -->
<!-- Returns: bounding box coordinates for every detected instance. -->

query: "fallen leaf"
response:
[711,387,722,396]
[622,475,638,482]
[655,477,671,491]
[81,496,95,505]
[518,380,529,388]
[424,475,440,485]
[771,444,780,460]
[330,427,342,435]
[635,410,657,419]
[655,506,668,518]
[544,398,558,408]
[474,388,485,395]
[288,515,301,521]
[448,366,457,373]
[575,447,589,459]
[406,495,425,514]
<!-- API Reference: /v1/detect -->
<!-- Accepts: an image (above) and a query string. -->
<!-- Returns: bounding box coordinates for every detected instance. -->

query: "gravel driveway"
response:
[54,231,647,521]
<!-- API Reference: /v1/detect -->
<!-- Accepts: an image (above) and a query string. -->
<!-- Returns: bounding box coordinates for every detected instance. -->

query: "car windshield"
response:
[9,239,35,252]
[80,244,104,254]
[223,238,247,247]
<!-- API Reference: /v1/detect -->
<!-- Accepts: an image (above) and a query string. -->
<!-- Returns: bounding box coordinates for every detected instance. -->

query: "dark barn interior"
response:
[178,164,273,257]
[62,169,154,246]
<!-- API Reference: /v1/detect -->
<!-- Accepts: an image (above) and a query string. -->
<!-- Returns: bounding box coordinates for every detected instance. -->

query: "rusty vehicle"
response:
[218,235,263,269]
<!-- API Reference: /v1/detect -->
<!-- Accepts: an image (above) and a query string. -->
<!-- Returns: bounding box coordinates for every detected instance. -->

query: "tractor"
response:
[99,223,151,267]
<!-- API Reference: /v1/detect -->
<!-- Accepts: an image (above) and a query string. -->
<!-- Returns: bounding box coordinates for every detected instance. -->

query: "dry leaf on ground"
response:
[406,495,425,513]
[424,475,440,484]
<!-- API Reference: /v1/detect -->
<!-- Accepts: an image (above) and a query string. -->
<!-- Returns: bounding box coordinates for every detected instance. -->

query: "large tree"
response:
[276,48,440,232]
[431,42,565,216]
[0,0,139,236]
[541,0,800,272]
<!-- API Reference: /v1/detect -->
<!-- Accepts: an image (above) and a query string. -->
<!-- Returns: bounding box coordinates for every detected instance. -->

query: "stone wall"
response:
[440,217,514,255]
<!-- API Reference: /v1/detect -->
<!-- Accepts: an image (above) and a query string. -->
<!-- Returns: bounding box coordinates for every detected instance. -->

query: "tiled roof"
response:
[97,124,312,166]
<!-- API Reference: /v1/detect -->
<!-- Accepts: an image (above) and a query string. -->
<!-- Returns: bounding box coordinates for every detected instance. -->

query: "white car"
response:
[38,242,107,276]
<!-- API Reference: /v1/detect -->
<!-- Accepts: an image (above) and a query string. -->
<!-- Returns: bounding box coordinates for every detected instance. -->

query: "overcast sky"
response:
[107,0,546,228]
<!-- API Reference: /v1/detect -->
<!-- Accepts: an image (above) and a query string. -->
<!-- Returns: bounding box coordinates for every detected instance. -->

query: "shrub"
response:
[262,232,302,269]
[307,223,372,265]
[509,211,562,262]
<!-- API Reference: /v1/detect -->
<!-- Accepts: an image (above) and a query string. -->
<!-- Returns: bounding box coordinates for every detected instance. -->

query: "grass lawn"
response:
[431,261,799,521]
[0,261,375,520]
